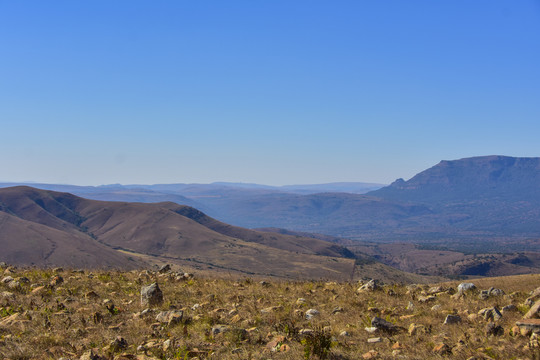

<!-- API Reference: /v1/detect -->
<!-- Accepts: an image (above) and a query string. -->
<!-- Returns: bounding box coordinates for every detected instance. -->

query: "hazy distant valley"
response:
[1,155,540,279]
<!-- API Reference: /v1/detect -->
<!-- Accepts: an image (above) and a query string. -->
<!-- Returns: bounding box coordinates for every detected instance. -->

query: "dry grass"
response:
[0,265,539,360]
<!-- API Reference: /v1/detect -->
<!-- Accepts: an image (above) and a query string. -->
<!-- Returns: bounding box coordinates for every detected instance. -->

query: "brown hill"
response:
[0,186,367,280]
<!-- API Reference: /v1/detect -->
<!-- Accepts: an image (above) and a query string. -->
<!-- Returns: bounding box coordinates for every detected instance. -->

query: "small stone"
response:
[487,287,505,297]
[211,324,229,336]
[158,264,171,273]
[357,279,380,292]
[433,343,451,355]
[485,322,504,336]
[1,276,14,284]
[339,330,350,337]
[431,305,442,311]
[408,323,426,336]
[371,316,403,334]
[85,291,99,300]
[155,310,183,326]
[110,336,128,351]
[305,308,320,320]
[478,307,502,321]
[367,337,382,343]
[362,350,379,359]
[418,296,436,303]
[502,304,518,313]
[50,275,64,287]
[80,349,105,360]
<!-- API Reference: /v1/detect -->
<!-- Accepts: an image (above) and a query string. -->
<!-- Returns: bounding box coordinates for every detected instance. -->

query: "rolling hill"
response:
[0,186,375,280]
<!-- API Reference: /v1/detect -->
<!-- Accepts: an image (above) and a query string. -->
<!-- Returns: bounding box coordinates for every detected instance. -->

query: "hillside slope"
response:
[0,186,363,279]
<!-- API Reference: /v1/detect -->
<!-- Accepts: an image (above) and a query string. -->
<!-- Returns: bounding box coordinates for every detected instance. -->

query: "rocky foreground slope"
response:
[0,264,539,360]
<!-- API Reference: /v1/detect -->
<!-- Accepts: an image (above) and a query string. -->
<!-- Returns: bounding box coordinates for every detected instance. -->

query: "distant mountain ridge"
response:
[2,156,540,255]
[370,155,540,203]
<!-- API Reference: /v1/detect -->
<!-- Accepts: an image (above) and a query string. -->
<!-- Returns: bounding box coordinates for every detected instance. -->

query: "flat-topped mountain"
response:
[370,155,540,203]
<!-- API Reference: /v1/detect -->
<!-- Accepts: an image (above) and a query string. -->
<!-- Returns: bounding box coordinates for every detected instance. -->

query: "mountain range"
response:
[1,155,539,278]
[0,186,379,280]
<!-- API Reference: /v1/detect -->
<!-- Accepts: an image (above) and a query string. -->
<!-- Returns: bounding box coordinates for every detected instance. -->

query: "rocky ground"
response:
[0,264,539,360]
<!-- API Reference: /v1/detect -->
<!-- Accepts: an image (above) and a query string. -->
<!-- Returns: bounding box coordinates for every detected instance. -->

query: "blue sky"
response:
[1,1,539,186]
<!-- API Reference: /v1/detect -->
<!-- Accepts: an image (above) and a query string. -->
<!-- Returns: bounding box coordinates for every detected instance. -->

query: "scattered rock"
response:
[110,336,128,351]
[80,349,105,360]
[457,283,476,293]
[479,307,503,321]
[158,264,171,274]
[485,322,504,336]
[443,314,461,325]
[357,279,380,292]
[211,324,229,336]
[525,287,540,306]
[140,283,163,307]
[1,276,14,284]
[516,319,540,336]
[305,308,320,320]
[371,316,403,334]
[362,350,379,359]
[85,291,100,300]
[433,342,451,355]
[155,310,183,326]
[418,296,436,303]
[50,275,64,287]
[408,323,427,336]
[367,337,382,343]
[524,299,540,319]
[488,287,505,297]
[502,304,518,313]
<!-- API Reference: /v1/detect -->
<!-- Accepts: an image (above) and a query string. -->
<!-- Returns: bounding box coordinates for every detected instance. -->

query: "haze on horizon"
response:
[1,1,539,187]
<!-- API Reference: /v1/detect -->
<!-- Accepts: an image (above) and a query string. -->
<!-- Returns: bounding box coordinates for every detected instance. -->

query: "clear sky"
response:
[1,1,539,186]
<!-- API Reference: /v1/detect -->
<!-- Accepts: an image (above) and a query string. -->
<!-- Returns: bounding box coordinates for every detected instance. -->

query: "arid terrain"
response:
[1,264,539,360]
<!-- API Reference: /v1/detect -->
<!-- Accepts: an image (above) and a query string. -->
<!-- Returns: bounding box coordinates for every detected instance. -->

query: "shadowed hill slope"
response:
[0,186,365,279]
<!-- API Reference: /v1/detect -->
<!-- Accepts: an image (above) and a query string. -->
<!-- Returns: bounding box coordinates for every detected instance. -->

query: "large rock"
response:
[515,319,540,336]
[141,282,163,307]
[525,287,540,306]
[443,314,461,325]
[457,282,476,293]
[524,300,540,319]
[479,307,503,321]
